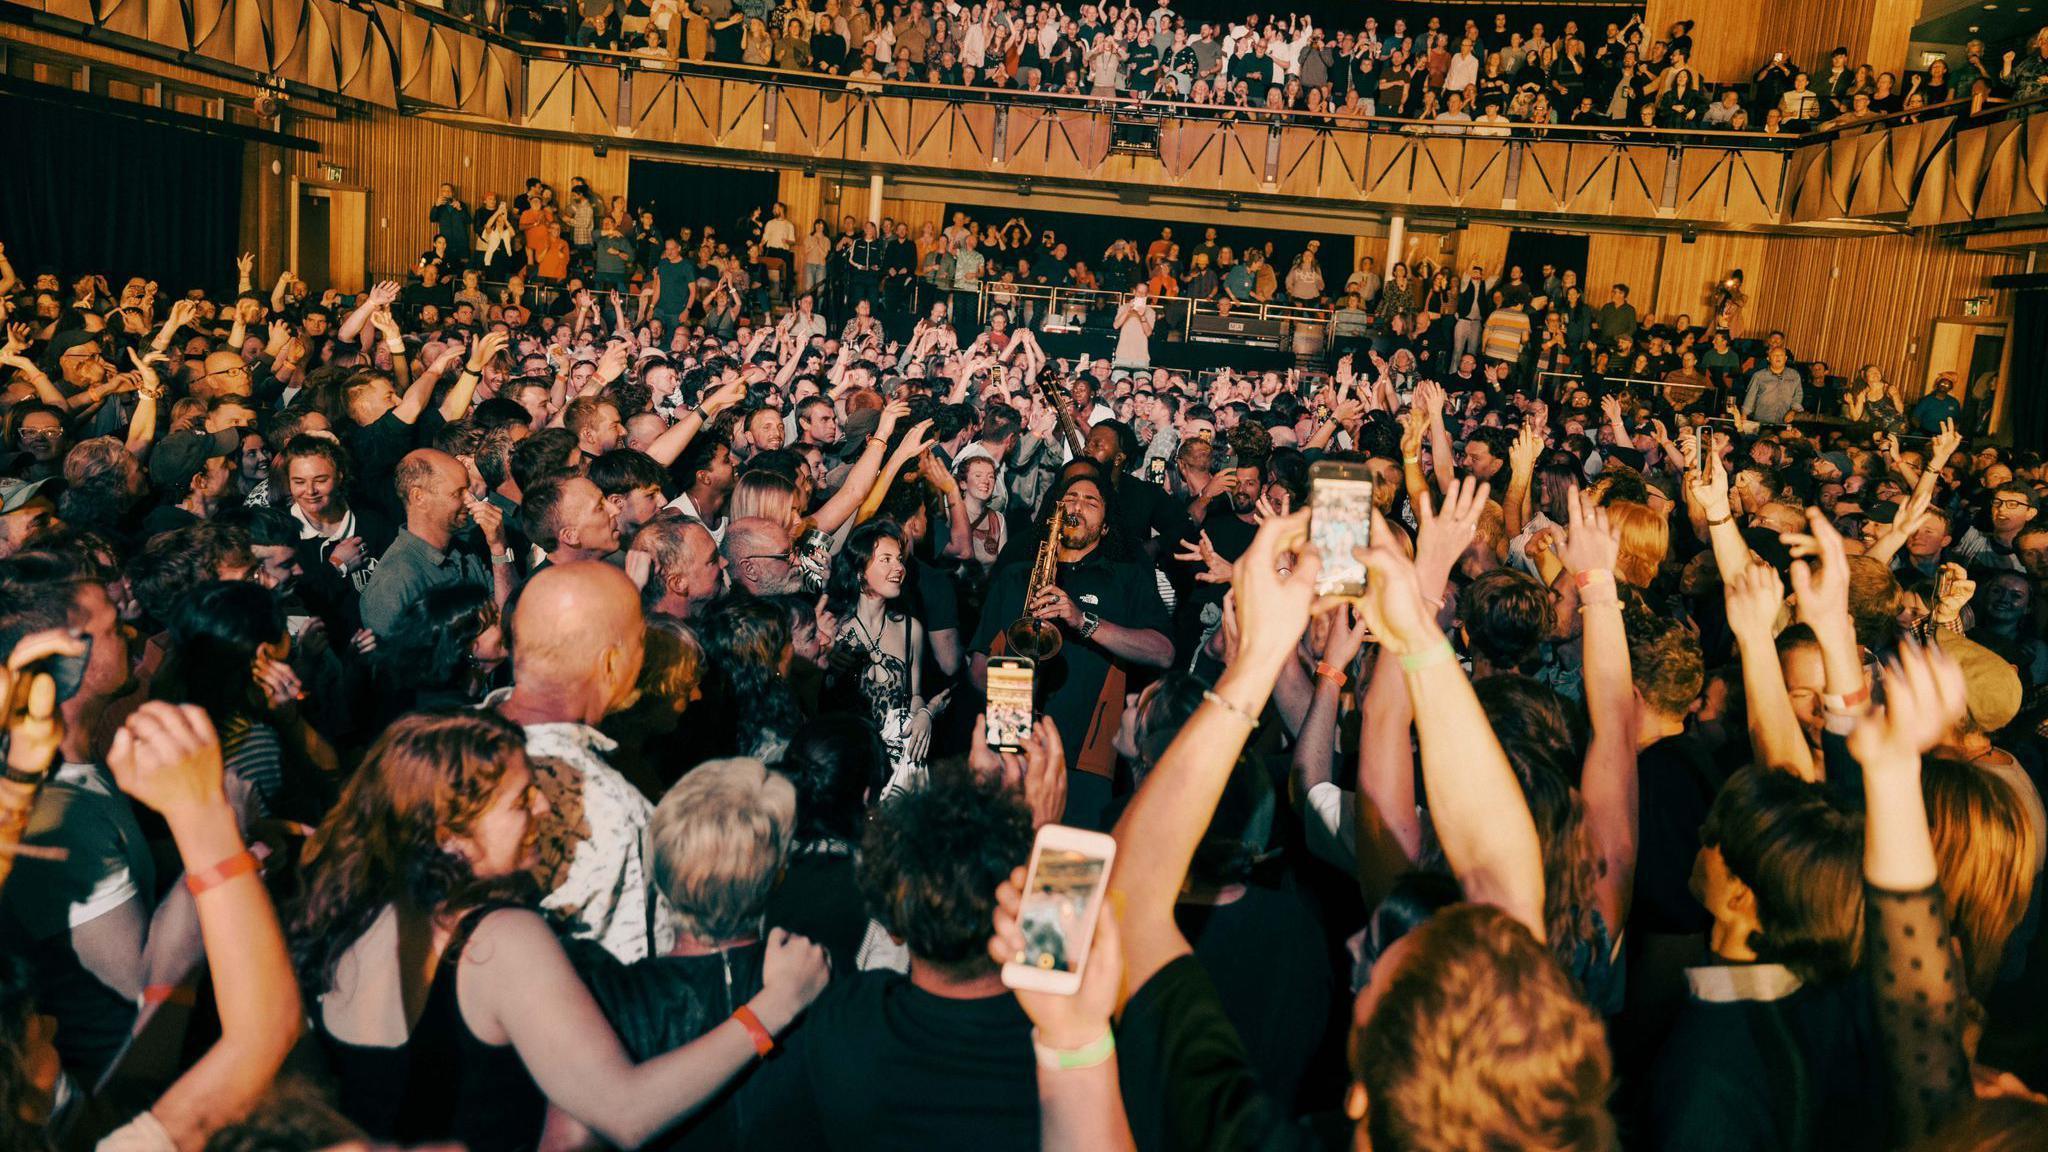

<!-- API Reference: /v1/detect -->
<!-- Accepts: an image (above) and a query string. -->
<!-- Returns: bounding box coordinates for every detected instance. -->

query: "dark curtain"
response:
[2006,288,2048,452]
[628,158,777,243]
[1503,230,1592,285]
[0,93,243,295]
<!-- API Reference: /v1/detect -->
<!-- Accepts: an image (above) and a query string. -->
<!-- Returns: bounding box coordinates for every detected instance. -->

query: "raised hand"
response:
[1509,422,1543,476]
[1558,486,1620,576]
[986,865,1121,1048]
[1689,436,1732,520]
[0,322,30,360]
[235,252,255,277]
[1172,531,1234,584]
[1783,507,1850,632]
[369,280,402,307]
[1350,510,1440,657]
[1849,641,1968,768]
[1230,508,1328,667]
[874,397,911,441]
[106,702,227,818]
[1929,419,1962,473]
[1724,562,1786,640]
[252,652,304,710]
[1414,474,1490,601]
[1931,561,1975,626]
[465,494,507,549]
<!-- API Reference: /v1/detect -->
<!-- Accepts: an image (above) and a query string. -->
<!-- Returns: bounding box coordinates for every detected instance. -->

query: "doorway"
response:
[292,180,367,294]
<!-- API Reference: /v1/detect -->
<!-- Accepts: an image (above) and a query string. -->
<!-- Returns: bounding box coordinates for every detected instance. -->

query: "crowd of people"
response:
[474,0,2048,136]
[4,158,2048,1152]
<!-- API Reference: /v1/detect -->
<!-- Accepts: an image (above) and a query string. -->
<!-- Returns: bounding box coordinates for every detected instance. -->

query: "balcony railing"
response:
[6,0,2047,230]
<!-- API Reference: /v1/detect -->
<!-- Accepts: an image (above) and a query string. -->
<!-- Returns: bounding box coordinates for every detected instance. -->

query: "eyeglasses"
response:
[1991,498,2035,512]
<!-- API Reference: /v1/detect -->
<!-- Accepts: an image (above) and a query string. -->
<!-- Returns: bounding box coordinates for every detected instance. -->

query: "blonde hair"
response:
[1355,903,1616,1152]
[647,757,796,943]
[1605,501,1668,588]
[730,469,801,531]
[1924,757,2039,999]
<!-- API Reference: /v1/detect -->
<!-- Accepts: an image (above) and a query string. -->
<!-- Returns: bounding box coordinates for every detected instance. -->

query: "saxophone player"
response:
[970,469,1175,830]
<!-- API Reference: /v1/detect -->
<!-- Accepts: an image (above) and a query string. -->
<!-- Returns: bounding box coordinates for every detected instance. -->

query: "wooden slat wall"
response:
[1451,222,2019,398]
[538,143,632,212]
[1586,233,1665,315]
[1645,0,1913,87]
[285,108,541,276]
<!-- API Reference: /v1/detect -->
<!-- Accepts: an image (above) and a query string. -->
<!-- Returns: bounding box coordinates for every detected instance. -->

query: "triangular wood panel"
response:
[674,74,721,138]
[1214,122,1264,187]
[1908,139,1957,227]
[1675,149,1732,221]
[453,33,483,108]
[95,0,150,40]
[333,5,372,97]
[776,87,821,153]
[719,81,766,149]
[631,71,677,139]
[1272,128,1330,198]
[267,0,304,71]
[1460,139,1509,208]
[1975,119,2025,219]
[1950,124,1988,217]
[1515,140,1568,211]
[2026,114,2048,210]
[573,64,617,133]
[293,0,337,90]
[1157,118,1220,179]
[524,59,573,131]
[189,0,232,61]
[1727,150,1782,225]
[147,0,190,52]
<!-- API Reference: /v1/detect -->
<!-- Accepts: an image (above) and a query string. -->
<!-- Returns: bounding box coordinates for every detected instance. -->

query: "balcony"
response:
[4,0,2047,235]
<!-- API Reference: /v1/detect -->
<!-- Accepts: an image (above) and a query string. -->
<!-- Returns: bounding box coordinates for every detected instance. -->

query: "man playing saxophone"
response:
[970,468,1175,830]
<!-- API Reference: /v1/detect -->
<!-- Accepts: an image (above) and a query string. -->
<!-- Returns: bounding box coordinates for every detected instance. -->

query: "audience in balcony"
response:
[482,0,2048,142]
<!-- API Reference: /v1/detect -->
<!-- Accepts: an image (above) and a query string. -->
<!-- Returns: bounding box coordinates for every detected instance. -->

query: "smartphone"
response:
[1001,824,1118,996]
[1146,456,1167,483]
[985,656,1036,752]
[21,633,92,706]
[1309,459,1375,598]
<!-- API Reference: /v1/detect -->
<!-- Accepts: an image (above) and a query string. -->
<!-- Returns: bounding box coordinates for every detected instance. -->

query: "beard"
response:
[1059,518,1102,552]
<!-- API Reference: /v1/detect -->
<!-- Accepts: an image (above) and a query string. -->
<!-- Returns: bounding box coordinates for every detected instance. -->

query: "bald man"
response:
[493,561,675,961]
[358,448,514,637]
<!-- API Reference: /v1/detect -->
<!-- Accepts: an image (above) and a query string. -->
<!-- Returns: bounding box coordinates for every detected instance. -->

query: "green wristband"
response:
[1397,637,1457,672]
[1032,1028,1116,1071]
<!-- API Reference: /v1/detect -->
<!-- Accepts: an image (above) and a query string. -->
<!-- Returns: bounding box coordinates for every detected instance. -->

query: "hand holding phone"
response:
[985,657,1036,752]
[999,824,1117,996]
[1309,459,1374,598]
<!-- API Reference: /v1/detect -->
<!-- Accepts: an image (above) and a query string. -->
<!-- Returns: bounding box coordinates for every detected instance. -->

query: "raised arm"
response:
[125,350,165,458]
[106,704,302,1151]
[1356,509,1548,940]
[1724,563,1818,781]
[645,377,747,467]
[1557,488,1638,929]
[1111,512,1325,992]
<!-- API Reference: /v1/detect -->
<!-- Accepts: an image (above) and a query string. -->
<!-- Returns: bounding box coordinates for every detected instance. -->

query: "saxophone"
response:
[1005,508,1078,661]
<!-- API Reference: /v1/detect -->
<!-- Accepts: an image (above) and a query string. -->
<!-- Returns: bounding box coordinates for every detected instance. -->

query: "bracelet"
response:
[1313,661,1346,685]
[732,1004,776,1058]
[1201,688,1260,727]
[1397,637,1457,672]
[1031,1027,1116,1071]
[1705,511,1733,527]
[1577,596,1621,613]
[1822,683,1871,713]
[184,849,260,897]
[1572,568,1616,590]
[1402,455,1420,464]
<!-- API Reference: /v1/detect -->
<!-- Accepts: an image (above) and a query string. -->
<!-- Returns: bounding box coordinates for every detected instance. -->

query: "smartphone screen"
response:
[1007,828,1116,990]
[985,657,1036,751]
[1146,456,1166,483]
[1309,468,1376,597]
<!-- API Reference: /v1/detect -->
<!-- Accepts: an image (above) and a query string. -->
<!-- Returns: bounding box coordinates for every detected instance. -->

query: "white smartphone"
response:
[1001,824,1117,996]
[1309,459,1375,598]
[985,656,1036,752]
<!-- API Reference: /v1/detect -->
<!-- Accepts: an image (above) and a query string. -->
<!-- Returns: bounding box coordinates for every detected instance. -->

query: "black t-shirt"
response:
[346,409,441,519]
[138,502,200,540]
[1631,731,1727,937]
[762,841,867,975]
[1175,884,1334,1111]
[1110,476,1195,555]
[1116,955,1324,1152]
[736,973,1038,1150]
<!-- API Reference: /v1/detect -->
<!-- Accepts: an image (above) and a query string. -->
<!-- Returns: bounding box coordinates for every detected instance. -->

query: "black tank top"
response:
[317,906,548,1151]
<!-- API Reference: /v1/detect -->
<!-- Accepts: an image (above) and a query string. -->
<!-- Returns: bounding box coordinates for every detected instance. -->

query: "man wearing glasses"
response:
[1952,483,2040,573]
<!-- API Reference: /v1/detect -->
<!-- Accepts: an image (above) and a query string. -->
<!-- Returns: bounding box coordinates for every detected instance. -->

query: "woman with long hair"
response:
[368,584,509,723]
[155,580,339,819]
[823,520,930,796]
[1844,363,1906,435]
[292,710,829,1150]
[694,594,807,764]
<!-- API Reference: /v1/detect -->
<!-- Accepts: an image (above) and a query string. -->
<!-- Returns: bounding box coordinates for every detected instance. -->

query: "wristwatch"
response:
[1078,612,1102,639]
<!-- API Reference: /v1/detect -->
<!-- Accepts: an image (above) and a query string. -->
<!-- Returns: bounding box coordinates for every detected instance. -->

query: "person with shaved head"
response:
[358,448,515,638]
[493,560,674,961]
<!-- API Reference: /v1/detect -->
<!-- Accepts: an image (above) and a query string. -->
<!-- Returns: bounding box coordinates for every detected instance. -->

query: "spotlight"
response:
[594,142,609,157]
[1226,196,1242,212]
[1018,180,1033,197]
[802,164,817,177]
[1682,225,1698,244]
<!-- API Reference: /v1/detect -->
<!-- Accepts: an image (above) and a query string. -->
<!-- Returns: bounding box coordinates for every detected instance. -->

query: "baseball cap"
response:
[1933,630,2023,734]
[149,428,240,495]
[0,476,54,515]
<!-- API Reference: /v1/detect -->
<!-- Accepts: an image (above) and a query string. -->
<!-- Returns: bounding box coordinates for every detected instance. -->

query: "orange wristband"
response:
[184,849,259,897]
[733,1004,776,1058]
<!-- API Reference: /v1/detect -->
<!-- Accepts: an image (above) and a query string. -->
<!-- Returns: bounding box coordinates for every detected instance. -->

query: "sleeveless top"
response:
[316,906,548,1151]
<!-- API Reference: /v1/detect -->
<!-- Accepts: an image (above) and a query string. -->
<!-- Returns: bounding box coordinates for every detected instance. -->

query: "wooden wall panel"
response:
[1585,234,1665,316]
[1645,0,1913,86]
[285,108,541,277]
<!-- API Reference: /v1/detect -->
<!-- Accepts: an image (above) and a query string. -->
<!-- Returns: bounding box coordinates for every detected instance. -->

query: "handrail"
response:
[514,40,1811,145]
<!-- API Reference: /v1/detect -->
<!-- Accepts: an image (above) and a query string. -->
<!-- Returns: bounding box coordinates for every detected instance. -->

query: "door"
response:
[291,180,368,295]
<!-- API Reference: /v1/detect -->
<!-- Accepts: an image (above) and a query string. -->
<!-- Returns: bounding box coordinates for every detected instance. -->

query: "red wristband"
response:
[1313,662,1346,685]
[184,849,259,897]
[1573,568,1616,590]
[733,1004,776,1057]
